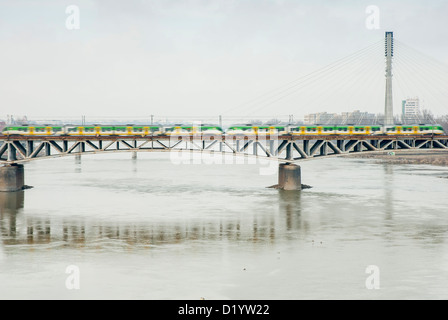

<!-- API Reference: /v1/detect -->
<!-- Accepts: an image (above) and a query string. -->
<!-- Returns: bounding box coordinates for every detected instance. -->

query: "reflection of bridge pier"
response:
[0,190,24,238]
[75,142,83,162]
[0,198,310,248]
[383,163,394,221]
[279,190,304,231]
[0,178,309,247]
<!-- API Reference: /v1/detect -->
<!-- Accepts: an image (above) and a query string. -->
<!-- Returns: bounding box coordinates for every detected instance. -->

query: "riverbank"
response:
[347,150,448,166]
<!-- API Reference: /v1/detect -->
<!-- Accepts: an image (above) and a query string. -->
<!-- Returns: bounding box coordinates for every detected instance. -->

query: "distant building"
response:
[402,97,420,117]
[304,113,317,124]
[304,110,377,125]
[304,112,337,124]
[0,121,5,131]
[341,110,376,124]
[6,115,28,125]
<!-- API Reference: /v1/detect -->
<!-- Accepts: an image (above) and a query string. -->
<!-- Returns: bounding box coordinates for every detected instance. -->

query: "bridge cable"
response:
[221,39,384,116]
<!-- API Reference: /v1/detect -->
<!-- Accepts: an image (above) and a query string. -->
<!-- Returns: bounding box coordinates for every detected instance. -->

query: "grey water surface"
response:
[1,152,448,299]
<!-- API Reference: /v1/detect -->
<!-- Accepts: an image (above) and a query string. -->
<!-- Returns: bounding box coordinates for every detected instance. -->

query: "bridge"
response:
[1,31,448,192]
[1,134,448,164]
[1,132,447,192]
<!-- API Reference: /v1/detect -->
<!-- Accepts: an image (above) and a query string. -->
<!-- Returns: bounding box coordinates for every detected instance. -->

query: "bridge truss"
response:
[1,134,448,164]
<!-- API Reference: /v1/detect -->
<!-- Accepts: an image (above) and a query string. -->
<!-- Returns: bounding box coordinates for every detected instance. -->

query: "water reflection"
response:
[278,190,307,232]
[0,191,24,238]
[74,154,82,173]
[0,190,24,214]
[0,180,445,251]
[383,163,394,221]
[0,190,309,249]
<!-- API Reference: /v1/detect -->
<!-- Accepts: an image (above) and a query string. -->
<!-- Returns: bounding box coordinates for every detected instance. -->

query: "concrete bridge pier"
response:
[278,163,301,190]
[0,164,25,192]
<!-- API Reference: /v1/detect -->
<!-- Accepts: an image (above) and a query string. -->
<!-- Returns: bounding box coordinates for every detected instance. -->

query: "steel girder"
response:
[1,135,447,164]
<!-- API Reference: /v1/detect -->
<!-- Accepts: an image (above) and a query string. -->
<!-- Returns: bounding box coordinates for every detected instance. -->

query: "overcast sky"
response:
[1,0,447,121]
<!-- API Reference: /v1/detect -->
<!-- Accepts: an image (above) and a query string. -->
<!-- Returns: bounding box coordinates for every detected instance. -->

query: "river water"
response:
[1,152,448,300]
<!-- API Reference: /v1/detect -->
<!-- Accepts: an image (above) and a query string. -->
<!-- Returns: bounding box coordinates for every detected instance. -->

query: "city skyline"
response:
[0,104,441,128]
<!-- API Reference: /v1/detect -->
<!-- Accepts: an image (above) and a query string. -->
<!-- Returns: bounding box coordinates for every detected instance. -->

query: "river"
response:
[1,152,448,299]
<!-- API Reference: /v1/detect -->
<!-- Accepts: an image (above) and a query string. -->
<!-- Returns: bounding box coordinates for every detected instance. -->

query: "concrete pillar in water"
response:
[0,164,25,192]
[278,163,301,191]
[75,143,83,161]
[132,152,137,160]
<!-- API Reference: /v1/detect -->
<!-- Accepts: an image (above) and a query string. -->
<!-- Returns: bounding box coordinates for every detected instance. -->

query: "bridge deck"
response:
[1,134,448,141]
